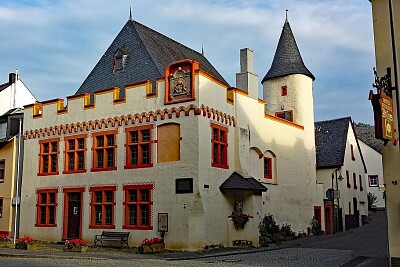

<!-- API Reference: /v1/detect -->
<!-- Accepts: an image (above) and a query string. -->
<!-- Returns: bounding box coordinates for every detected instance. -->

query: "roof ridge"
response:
[131,20,204,58]
[315,116,352,124]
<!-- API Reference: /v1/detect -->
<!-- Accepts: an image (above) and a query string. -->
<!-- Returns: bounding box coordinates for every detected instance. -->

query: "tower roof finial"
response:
[129,7,132,21]
[285,9,288,21]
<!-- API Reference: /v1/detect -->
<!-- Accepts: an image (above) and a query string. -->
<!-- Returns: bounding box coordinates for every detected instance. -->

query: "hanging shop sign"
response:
[369,67,395,144]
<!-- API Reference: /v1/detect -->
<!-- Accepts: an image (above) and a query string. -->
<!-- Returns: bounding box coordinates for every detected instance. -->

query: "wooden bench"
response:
[94,231,130,248]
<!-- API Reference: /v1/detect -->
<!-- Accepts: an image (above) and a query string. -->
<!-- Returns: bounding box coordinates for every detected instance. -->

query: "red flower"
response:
[142,237,163,245]
[16,236,34,244]
[65,239,87,248]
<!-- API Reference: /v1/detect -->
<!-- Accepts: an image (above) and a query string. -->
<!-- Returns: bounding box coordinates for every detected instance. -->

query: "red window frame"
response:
[125,125,153,169]
[281,85,287,96]
[275,110,293,122]
[264,157,272,179]
[211,123,228,169]
[91,130,117,172]
[369,175,379,187]
[351,144,355,161]
[353,173,357,189]
[123,184,153,230]
[0,160,4,183]
[0,198,3,218]
[64,134,87,174]
[38,138,60,176]
[35,188,58,227]
[89,186,116,229]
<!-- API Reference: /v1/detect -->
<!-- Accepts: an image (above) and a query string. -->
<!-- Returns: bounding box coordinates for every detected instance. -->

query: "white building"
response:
[19,17,324,250]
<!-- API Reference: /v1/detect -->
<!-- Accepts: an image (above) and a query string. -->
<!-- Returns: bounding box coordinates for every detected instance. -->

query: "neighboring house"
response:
[0,73,36,116]
[354,125,385,209]
[315,117,368,234]
[20,17,323,250]
[0,108,24,237]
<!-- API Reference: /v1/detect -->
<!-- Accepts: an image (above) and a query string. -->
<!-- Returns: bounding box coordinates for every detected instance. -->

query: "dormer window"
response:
[114,48,127,72]
[275,110,293,122]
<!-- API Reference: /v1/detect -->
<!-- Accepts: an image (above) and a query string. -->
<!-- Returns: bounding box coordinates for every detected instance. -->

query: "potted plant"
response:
[231,212,249,230]
[63,239,88,253]
[15,236,35,250]
[0,234,11,248]
[138,237,164,254]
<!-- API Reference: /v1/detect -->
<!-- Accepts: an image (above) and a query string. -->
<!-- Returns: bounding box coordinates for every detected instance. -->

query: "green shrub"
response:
[258,214,280,246]
[280,223,295,239]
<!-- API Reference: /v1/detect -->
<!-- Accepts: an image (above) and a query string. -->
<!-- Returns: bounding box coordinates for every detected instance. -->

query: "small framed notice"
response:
[158,213,168,232]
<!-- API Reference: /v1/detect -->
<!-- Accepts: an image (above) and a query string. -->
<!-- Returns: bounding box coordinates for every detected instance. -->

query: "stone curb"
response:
[0,252,106,260]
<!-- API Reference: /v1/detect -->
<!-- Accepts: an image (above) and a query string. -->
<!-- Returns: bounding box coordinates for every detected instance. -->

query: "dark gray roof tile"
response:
[262,20,314,83]
[220,172,268,192]
[76,20,227,97]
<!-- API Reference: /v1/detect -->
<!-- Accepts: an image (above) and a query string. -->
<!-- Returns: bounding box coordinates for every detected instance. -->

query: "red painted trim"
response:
[211,123,229,169]
[63,134,87,174]
[124,125,154,169]
[281,85,287,96]
[264,157,272,179]
[122,184,154,230]
[91,130,118,172]
[38,137,60,176]
[313,206,322,226]
[35,188,58,227]
[275,110,293,122]
[89,186,116,229]
[264,113,304,130]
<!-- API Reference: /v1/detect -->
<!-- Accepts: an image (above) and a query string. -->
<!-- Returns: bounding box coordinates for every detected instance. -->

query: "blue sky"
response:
[0,0,375,124]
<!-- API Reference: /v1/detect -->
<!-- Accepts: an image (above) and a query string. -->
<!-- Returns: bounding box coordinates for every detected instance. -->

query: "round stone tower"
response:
[262,18,315,132]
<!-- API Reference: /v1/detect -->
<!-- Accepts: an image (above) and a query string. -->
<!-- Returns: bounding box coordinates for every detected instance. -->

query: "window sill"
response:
[89,225,115,229]
[124,164,153,170]
[211,163,229,169]
[35,224,57,227]
[63,169,87,174]
[38,172,59,176]
[122,225,153,230]
[264,176,272,179]
[90,167,117,173]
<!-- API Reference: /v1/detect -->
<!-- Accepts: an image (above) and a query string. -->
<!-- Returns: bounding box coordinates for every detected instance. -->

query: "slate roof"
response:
[0,82,9,93]
[76,19,228,97]
[354,125,382,153]
[262,19,314,83]
[219,172,268,192]
[315,117,367,172]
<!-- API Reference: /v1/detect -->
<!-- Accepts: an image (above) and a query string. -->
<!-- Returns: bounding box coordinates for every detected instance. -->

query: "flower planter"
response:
[63,245,88,253]
[15,243,36,250]
[0,240,12,248]
[138,243,165,254]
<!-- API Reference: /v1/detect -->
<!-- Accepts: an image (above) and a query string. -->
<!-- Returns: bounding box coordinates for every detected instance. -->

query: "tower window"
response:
[275,110,293,122]
[281,85,287,96]
[113,48,127,72]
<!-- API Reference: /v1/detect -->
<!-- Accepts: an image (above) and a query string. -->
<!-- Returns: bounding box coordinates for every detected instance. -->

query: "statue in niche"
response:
[234,199,243,215]
[169,67,191,100]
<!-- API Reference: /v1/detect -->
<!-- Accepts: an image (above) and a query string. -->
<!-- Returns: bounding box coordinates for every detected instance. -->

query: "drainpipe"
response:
[388,0,400,135]
[13,118,22,244]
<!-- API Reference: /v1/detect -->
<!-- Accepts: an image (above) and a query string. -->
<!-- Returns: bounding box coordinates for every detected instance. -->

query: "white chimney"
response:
[235,48,259,99]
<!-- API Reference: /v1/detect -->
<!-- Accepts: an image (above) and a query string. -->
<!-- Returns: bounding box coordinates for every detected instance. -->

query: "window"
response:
[351,144,355,161]
[157,123,180,163]
[275,110,293,122]
[359,175,363,191]
[64,135,87,174]
[176,178,193,194]
[35,189,58,227]
[38,138,60,175]
[353,173,357,189]
[125,125,153,169]
[89,186,116,229]
[281,85,287,96]
[0,122,6,139]
[346,170,351,188]
[123,184,153,230]
[264,157,272,179]
[114,49,126,72]
[0,198,3,218]
[369,175,379,187]
[0,160,4,183]
[211,123,228,169]
[92,131,117,172]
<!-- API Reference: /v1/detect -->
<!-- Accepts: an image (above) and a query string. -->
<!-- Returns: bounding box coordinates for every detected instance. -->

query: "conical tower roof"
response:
[262,19,314,83]
[76,19,228,97]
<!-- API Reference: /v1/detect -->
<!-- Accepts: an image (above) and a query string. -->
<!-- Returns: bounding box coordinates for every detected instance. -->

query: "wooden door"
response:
[67,192,81,239]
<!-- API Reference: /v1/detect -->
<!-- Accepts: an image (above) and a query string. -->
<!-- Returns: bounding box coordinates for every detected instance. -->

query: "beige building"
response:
[20,17,324,250]
[369,0,400,265]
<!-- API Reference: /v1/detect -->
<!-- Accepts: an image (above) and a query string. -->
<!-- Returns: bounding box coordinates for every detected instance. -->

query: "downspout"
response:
[388,0,400,136]
[13,118,22,244]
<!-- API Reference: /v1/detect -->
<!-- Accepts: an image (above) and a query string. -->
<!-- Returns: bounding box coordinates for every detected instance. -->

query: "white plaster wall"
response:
[358,140,385,208]
[234,91,323,233]
[0,80,36,115]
